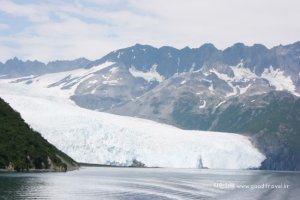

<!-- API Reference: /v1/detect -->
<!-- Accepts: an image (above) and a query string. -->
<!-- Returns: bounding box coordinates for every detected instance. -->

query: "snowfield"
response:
[0,63,265,169]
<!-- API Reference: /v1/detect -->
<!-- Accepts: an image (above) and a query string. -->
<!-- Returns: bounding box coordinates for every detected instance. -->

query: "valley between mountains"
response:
[1,42,300,170]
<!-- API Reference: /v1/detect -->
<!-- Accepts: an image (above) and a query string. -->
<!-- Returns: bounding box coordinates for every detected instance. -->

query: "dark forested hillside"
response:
[0,97,78,172]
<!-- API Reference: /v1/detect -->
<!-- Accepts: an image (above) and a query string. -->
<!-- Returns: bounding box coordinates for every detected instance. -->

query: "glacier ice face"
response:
[0,76,265,169]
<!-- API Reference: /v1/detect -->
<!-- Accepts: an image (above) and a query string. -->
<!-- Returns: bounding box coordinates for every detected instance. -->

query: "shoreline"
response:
[2,164,300,173]
[78,162,160,169]
[0,166,79,173]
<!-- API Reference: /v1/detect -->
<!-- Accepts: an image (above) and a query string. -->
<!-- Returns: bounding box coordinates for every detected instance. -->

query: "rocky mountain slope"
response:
[0,79,265,169]
[71,42,300,114]
[1,41,300,170]
[0,98,78,172]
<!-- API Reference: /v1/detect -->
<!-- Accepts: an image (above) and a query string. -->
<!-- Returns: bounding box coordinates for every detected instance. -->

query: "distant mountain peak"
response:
[199,43,216,49]
[5,57,22,64]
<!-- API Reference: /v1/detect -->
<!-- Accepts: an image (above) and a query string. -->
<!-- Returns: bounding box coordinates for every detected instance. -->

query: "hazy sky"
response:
[0,0,299,62]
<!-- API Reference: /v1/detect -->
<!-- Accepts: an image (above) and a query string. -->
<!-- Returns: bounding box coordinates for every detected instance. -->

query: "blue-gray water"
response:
[0,167,299,200]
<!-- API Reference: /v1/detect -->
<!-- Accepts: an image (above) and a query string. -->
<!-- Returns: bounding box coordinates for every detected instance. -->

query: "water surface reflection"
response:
[0,167,299,199]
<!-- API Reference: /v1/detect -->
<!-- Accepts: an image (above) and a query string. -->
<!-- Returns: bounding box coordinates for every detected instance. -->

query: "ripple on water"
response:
[0,167,299,200]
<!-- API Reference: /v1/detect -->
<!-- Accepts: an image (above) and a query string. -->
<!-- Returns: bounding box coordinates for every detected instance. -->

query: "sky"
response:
[0,0,299,62]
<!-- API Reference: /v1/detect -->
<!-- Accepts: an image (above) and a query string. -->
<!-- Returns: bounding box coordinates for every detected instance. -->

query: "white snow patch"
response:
[129,64,164,82]
[9,62,114,97]
[261,66,298,96]
[210,68,232,82]
[209,68,238,97]
[238,84,251,95]
[199,100,206,109]
[208,84,214,93]
[232,64,298,96]
[202,71,211,76]
[209,63,298,97]
[91,88,97,94]
[102,80,118,85]
[225,83,238,97]
[88,80,98,85]
[203,79,212,83]
[0,81,265,169]
[180,80,186,85]
[216,100,226,108]
[230,65,257,82]
[189,63,196,72]
[109,67,118,73]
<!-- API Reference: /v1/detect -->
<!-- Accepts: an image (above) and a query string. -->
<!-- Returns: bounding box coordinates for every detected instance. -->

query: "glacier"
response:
[0,63,266,169]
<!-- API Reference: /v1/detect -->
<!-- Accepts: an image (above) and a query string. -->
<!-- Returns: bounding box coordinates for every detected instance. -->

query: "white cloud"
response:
[0,23,10,30]
[0,0,51,23]
[0,0,299,62]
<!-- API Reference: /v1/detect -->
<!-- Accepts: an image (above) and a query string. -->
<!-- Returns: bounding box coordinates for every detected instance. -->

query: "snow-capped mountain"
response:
[0,68,265,169]
[90,42,300,90]
[67,42,300,115]
[1,41,300,170]
[0,57,90,78]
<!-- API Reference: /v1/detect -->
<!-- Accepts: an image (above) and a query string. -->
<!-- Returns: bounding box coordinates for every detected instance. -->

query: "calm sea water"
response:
[0,167,299,200]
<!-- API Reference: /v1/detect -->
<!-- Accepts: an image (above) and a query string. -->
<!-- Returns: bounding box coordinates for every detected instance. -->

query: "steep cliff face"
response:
[209,92,300,170]
[0,98,78,172]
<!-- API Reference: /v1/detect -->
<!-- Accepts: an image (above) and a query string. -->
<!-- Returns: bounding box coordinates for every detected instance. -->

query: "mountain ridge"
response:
[1,41,300,77]
[1,41,300,170]
[0,57,90,78]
